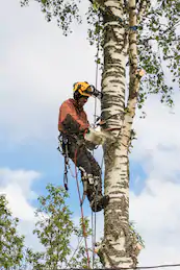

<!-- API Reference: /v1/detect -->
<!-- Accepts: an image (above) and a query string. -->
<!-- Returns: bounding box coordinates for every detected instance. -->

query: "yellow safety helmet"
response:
[73,81,92,97]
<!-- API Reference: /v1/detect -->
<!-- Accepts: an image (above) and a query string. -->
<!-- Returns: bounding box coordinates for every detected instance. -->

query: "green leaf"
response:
[41,0,47,4]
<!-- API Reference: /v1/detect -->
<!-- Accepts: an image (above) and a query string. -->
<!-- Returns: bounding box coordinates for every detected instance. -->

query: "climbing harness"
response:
[91,11,101,268]
[58,135,91,268]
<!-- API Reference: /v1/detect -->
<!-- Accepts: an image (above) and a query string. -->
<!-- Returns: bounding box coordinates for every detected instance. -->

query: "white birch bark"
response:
[96,0,145,268]
[137,0,150,24]
[97,0,133,268]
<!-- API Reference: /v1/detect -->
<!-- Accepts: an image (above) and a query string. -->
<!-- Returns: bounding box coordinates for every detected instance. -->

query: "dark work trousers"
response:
[62,135,102,203]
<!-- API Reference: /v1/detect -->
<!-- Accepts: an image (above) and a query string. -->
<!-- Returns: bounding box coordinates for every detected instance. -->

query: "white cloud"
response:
[128,93,180,266]
[0,167,42,250]
[130,179,180,266]
[131,92,180,165]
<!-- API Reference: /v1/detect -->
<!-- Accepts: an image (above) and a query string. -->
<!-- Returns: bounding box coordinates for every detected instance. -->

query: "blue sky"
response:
[0,0,146,211]
[1,0,180,266]
[0,136,146,213]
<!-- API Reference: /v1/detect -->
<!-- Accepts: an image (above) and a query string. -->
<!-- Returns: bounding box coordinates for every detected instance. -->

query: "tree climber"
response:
[58,81,109,212]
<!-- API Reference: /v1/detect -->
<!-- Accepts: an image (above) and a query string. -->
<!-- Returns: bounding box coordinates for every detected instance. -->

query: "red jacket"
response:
[58,99,90,133]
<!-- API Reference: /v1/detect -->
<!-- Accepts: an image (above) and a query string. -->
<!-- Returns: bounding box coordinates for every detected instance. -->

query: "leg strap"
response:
[79,167,100,206]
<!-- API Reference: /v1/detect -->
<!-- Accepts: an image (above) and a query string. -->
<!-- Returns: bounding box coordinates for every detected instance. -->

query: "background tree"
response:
[19,0,180,267]
[0,186,98,270]
[0,194,24,269]
[31,184,75,269]
[22,183,144,269]
[29,183,98,269]
[0,185,144,269]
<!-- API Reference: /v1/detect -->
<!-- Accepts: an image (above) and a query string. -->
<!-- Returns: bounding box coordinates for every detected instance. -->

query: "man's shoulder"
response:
[60,98,74,107]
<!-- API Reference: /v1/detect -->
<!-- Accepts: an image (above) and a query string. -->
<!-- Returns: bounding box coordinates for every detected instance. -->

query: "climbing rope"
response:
[74,148,91,268]
[91,11,101,269]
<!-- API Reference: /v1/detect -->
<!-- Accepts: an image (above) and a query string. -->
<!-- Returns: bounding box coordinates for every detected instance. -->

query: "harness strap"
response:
[58,134,70,191]
[63,144,69,191]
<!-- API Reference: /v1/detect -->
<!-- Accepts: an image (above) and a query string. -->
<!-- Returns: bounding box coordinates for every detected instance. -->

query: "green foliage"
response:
[87,5,102,45]
[20,0,82,36]
[67,222,90,268]
[0,185,104,269]
[0,186,144,269]
[31,184,74,269]
[137,0,180,108]
[0,194,24,269]
[23,183,100,269]
[67,216,104,269]
[129,221,145,248]
[20,0,180,109]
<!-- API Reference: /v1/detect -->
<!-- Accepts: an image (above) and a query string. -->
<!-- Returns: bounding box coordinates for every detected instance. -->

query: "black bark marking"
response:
[129,39,137,45]
[109,191,127,195]
[117,181,129,189]
[103,66,125,74]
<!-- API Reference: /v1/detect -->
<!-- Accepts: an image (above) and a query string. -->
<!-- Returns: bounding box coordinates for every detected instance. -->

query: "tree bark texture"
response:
[98,0,144,268]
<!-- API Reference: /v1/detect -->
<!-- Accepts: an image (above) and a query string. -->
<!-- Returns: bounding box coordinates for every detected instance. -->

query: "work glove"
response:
[84,127,105,146]
[82,128,97,150]
[84,127,116,146]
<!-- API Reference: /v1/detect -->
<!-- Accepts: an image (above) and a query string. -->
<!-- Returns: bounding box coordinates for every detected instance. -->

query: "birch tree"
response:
[20,0,180,268]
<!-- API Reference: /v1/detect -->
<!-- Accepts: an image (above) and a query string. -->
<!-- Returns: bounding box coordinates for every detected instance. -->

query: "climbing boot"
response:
[90,194,109,212]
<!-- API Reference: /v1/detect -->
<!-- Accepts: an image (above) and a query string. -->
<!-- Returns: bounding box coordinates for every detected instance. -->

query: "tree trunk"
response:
[97,0,143,268]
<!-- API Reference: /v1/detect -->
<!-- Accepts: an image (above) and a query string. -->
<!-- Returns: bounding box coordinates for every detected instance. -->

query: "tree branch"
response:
[162,19,180,34]
[121,0,145,149]
[67,237,83,267]
[137,0,150,24]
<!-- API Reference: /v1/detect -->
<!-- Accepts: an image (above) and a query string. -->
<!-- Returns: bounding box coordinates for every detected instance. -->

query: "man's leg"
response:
[68,142,109,212]
[84,150,109,212]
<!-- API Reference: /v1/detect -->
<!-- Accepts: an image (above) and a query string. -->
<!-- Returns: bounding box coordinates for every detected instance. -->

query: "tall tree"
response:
[0,194,24,269]
[20,0,180,268]
[0,186,100,269]
[30,183,96,269]
[32,184,75,269]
